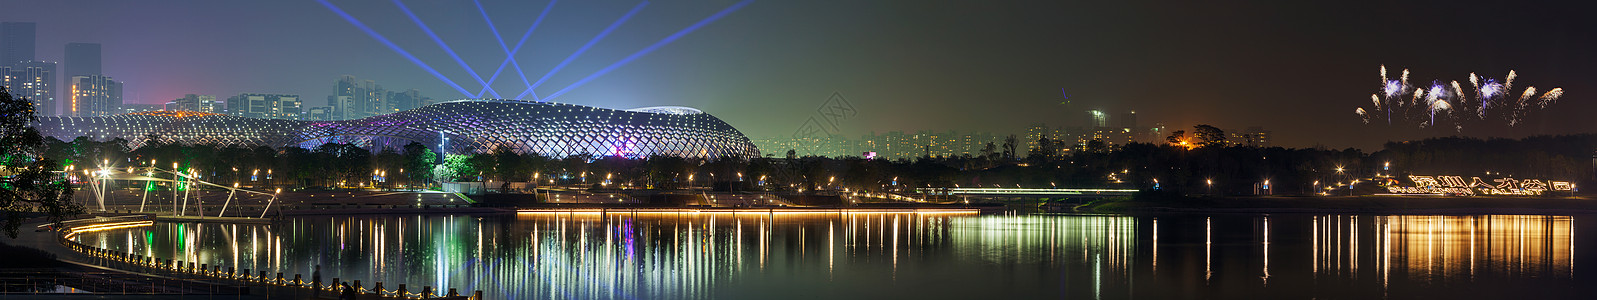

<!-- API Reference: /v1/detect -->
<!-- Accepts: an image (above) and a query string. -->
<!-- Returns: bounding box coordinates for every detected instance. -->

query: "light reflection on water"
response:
[73,213,1586,299]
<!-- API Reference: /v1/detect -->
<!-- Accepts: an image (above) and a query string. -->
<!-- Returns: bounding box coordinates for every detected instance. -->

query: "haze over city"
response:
[4,1,1597,299]
[7,0,1595,149]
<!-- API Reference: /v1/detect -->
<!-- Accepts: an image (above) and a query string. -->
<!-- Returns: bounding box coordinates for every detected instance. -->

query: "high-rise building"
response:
[360,80,385,117]
[1,22,35,66]
[388,88,422,112]
[1232,126,1272,147]
[1025,123,1067,157]
[333,75,358,119]
[302,106,333,121]
[226,93,301,120]
[7,61,56,115]
[1119,111,1137,128]
[68,75,121,116]
[170,94,218,113]
[330,75,427,119]
[1,65,10,94]
[64,43,101,78]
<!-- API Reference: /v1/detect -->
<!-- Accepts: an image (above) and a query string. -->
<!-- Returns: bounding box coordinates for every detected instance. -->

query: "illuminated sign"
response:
[1386,175,1573,196]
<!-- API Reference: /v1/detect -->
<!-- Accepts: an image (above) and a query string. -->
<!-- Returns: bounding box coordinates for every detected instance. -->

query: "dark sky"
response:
[5,0,1595,150]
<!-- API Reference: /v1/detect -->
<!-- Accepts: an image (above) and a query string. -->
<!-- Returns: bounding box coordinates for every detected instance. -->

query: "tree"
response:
[401,142,437,187]
[1001,135,1018,160]
[1030,137,1056,162]
[1165,130,1188,145]
[980,142,997,158]
[437,154,476,182]
[1193,124,1226,147]
[0,87,81,238]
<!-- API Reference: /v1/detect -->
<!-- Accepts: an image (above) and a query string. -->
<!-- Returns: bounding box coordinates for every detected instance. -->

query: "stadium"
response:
[34,99,761,159]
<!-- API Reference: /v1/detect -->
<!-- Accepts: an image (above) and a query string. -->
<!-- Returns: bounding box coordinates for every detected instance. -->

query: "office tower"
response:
[388,88,421,112]
[7,61,56,115]
[1,22,35,65]
[1233,126,1272,147]
[171,94,218,113]
[227,93,301,119]
[64,43,101,77]
[333,76,364,119]
[1025,123,1055,157]
[1119,111,1137,128]
[69,74,121,116]
[333,75,355,119]
[303,106,333,121]
[361,80,385,117]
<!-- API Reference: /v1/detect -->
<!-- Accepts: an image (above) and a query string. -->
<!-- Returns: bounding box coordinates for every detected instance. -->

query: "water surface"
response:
[73,212,1592,299]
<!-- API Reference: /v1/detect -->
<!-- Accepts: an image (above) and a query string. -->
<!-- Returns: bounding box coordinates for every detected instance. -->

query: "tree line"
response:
[31,130,1596,198]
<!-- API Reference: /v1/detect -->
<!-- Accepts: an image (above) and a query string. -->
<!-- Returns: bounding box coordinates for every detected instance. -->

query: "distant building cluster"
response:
[156,76,433,121]
[753,130,1006,159]
[3,22,123,117]
[755,110,1272,159]
[1,21,432,121]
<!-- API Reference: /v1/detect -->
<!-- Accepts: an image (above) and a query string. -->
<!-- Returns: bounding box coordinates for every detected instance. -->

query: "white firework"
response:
[1539,88,1564,108]
[1358,65,1567,131]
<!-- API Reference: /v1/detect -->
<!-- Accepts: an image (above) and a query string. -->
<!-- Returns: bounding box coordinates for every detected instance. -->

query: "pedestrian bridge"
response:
[915,187,1139,198]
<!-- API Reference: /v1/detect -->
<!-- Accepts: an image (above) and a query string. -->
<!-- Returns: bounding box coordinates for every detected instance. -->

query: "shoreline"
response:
[1077,195,1597,215]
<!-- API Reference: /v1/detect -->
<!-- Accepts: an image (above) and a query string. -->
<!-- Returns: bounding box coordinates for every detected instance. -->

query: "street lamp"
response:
[1207,178,1214,194]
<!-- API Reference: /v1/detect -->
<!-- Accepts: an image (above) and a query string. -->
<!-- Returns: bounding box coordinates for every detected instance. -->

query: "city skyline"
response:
[3,0,1596,150]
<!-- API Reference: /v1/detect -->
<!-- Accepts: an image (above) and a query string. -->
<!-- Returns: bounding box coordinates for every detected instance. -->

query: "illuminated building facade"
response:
[6,60,55,115]
[168,94,219,113]
[34,99,761,159]
[68,74,121,116]
[226,93,301,120]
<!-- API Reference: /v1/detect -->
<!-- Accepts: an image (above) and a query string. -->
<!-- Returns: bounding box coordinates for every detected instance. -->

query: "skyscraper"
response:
[226,93,301,120]
[8,61,56,115]
[64,43,101,78]
[388,88,422,112]
[171,94,218,113]
[69,75,121,116]
[333,75,360,119]
[360,80,385,117]
[1,22,35,65]
[302,106,333,121]
[1,65,10,93]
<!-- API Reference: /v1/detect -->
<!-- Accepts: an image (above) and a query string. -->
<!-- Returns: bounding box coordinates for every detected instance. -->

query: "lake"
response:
[71,212,1591,299]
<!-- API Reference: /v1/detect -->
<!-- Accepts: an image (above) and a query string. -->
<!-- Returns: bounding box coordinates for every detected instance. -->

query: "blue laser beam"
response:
[515,1,560,91]
[517,1,650,100]
[544,0,752,101]
[316,0,474,97]
[508,0,560,101]
[391,0,501,98]
[474,0,556,100]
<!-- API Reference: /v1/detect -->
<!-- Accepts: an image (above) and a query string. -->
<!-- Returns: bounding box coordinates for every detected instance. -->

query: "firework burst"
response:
[1357,65,1565,131]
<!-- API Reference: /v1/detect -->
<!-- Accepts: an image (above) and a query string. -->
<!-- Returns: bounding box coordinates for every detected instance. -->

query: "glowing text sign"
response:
[1387,175,1573,196]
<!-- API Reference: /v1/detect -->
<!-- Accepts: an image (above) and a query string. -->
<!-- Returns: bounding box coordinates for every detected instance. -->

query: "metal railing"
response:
[55,219,480,300]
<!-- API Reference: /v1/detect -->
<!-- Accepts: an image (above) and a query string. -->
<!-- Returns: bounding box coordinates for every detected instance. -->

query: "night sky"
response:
[5,0,1595,149]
